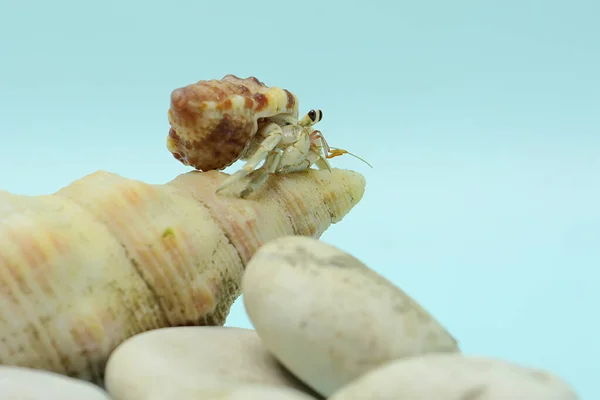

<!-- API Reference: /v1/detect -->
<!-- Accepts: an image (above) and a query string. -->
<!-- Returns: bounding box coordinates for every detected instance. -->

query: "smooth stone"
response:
[0,365,110,399]
[242,236,460,397]
[104,326,319,400]
[329,353,580,400]
[143,384,317,400]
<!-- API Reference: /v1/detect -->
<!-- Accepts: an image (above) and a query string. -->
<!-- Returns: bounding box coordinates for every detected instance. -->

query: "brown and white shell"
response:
[167,75,299,171]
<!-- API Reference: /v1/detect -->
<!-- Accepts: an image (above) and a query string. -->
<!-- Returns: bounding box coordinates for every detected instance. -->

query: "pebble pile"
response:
[0,236,580,399]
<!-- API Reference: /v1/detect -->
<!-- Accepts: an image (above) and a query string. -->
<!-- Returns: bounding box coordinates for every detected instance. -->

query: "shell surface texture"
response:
[0,167,366,385]
[167,74,355,198]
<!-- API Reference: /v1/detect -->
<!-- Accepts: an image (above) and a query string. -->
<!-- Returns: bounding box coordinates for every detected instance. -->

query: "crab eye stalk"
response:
[299,109,323,127]
[308,109,323,123]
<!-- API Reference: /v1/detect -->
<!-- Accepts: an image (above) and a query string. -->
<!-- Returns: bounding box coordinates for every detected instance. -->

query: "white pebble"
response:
[104,326,318,400]
[329,353,580,400]
[242,236,459,397]
[144,384,317,400]
[0,365,110,399]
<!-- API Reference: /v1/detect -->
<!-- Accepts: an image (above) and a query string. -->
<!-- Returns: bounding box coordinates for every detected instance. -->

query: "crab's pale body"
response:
[166,74,343,198]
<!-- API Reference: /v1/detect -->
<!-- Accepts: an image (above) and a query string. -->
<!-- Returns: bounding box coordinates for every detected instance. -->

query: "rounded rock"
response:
[104,326,318,400]
[328,353,580,399]
[0,365,110,399]
[242,236,460,397]
[144,384,317,400]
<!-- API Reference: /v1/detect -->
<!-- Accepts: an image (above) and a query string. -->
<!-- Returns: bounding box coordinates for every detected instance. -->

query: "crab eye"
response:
[308,109,323,123]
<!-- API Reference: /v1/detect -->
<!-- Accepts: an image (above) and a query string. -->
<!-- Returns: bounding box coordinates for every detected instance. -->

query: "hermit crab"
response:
[166,74,369,198]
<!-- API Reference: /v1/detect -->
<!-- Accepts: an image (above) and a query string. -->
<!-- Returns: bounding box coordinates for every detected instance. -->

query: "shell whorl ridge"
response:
[0,167,366,384]
[167,74,300,171]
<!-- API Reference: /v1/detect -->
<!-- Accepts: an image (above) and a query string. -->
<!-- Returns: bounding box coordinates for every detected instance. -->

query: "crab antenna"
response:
[328,148,373,168]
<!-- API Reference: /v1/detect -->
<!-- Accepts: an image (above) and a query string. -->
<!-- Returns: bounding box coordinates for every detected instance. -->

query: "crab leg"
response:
[309,131,333,171]
[239,149,283,199]
[216,123,282,193]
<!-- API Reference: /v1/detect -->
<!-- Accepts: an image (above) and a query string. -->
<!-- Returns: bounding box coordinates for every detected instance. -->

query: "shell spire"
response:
[0,168,365,384]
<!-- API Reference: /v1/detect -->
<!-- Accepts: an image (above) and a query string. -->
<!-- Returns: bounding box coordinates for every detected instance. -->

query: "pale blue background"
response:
[1,0,597,397]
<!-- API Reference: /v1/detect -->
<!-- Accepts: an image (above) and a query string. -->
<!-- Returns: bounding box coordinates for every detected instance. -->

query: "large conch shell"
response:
[0,168,365,385]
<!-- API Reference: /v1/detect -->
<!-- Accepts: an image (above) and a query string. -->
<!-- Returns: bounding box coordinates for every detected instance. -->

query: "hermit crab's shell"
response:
[167,74,300,171]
